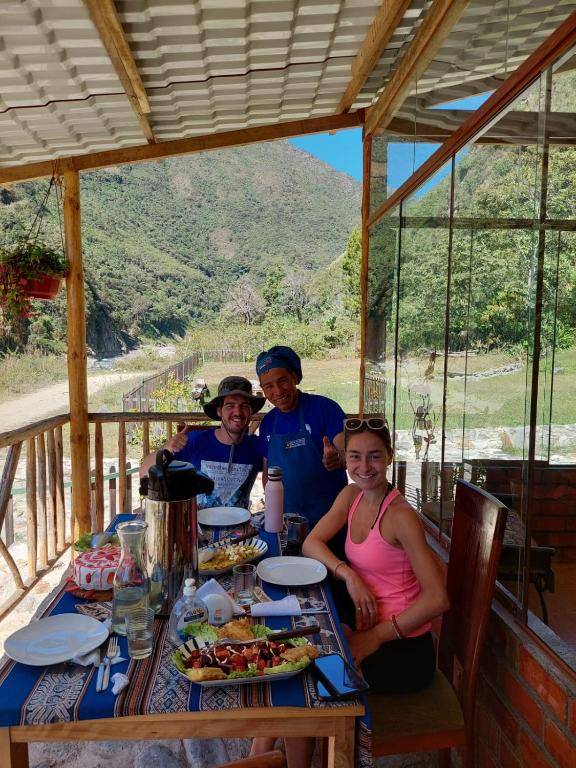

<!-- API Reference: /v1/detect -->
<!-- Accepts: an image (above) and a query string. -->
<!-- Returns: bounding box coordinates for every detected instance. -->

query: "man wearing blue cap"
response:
[256,345,347,527]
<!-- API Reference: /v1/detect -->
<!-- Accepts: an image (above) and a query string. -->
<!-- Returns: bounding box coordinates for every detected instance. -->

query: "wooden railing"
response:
[0,413,70,619]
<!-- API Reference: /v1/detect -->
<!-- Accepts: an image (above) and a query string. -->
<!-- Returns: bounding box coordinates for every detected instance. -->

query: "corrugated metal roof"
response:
[0,0,574,168]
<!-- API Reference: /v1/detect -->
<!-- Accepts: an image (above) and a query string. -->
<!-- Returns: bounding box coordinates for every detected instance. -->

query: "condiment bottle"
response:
[168,578,208,645]
[265,466,284,533]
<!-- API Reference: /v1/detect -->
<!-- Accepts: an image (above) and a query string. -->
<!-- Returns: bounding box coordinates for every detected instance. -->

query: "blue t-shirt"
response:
[259,392,348,506]
[174,429,263,509]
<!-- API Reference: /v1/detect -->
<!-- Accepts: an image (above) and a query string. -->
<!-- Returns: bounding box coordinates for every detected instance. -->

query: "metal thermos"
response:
[145,449,214,617]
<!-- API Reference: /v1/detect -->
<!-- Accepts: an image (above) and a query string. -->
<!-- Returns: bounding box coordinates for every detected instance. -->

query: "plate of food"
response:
[198,507,251,526]
[198,537,268,575]
[172,621,319,686]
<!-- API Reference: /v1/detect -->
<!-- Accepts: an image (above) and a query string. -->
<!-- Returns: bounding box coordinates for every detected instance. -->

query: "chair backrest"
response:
[438,479,508,722]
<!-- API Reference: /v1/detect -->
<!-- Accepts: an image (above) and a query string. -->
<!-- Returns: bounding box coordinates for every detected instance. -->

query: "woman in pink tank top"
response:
[303,418,449,694]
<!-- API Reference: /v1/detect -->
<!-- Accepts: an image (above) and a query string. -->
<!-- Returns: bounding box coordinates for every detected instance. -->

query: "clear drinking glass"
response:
[125,607,155,659]
[233,563,256,606]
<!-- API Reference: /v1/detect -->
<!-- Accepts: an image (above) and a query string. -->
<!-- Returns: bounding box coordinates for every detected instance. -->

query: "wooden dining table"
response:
[0,517,366,768]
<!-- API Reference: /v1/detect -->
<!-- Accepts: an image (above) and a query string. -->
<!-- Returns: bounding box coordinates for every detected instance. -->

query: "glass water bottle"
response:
[112,519,150,635]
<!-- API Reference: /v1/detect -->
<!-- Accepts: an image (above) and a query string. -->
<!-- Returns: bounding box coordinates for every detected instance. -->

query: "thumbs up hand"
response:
[322,435,341,472]
[167,422,193,453]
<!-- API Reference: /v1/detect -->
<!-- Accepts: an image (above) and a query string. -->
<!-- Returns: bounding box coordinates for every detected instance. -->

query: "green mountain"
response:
[0,141,361,353]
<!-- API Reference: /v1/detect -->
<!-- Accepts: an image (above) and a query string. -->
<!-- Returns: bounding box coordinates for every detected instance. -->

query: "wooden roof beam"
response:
[84,0,155,144]
[0,111,364,186]
[337,0,412,114]
[365,0,471,136]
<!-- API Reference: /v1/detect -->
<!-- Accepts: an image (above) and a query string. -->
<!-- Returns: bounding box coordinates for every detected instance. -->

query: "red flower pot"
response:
[25,275,62,300]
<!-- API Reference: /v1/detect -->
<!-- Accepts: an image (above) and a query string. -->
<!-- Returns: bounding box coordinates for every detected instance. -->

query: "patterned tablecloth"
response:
[0,514,372,767]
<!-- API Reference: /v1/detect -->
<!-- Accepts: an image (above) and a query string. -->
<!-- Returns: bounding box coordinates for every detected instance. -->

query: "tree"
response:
[222,276,265,324]
[341,226,362,320]
[262,263,286,311]
[282,269,314,322]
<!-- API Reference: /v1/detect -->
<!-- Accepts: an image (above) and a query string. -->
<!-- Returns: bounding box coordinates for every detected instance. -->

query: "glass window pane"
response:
[449,71,546,607]
[394,163,452,531]
[364,207,400,423]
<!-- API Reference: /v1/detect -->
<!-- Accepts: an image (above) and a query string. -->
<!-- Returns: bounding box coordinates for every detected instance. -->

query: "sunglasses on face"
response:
[344,417,388,432]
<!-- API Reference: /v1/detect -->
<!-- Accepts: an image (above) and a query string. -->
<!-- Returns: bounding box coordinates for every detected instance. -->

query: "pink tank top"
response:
[345,489,431,638]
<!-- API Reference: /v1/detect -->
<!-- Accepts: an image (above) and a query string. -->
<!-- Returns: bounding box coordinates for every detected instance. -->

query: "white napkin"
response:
[250,595,302,617]
[196,578,243,614]
[72,651,127,667]
[111,672,130,695]
[72,648,101,666]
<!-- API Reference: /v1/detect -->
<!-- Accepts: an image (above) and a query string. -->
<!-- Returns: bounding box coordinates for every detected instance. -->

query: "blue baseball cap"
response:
[256,346,303,384]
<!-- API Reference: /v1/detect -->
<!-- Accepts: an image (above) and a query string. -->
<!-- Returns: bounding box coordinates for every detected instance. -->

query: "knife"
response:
[268,624,321,642]
[216,624,321,645]
[95,662,105,692]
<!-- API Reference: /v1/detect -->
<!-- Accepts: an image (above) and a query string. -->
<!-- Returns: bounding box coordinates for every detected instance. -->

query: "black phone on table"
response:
[312,653,369,700]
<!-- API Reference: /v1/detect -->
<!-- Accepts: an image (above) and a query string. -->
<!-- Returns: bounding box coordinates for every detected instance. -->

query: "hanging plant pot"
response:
[25,274,63,300]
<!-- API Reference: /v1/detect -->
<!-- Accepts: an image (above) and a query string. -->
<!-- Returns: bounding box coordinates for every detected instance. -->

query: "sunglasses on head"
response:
[344,417,388,432]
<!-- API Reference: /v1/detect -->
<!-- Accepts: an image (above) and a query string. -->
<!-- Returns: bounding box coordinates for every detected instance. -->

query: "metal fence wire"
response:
[122,349,247,413]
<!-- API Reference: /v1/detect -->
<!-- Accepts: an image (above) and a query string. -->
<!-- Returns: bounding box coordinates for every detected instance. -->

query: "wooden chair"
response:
[214,751,285,768]
[369,479,508,768]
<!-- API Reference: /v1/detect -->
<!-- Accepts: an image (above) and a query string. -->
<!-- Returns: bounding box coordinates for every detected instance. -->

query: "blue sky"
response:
[288,93,491,190]
[289,128,363,181]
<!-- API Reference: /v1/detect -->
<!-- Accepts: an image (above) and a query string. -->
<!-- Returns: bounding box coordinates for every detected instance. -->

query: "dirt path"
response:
[0,371,151,432]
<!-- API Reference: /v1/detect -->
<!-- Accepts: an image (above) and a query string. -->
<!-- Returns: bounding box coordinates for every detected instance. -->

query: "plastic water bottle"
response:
[168,578,208,645]
[265,466,284,533]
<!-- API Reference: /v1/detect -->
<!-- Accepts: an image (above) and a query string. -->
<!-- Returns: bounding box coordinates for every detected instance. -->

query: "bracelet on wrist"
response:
[391,614,405,640]
[333,560,347,579]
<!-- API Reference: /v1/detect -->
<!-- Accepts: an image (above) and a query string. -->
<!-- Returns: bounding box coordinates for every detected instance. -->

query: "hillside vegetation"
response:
[0,140,361,355]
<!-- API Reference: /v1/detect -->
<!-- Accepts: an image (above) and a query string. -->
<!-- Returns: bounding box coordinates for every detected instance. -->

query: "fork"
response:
[99,636,119,692]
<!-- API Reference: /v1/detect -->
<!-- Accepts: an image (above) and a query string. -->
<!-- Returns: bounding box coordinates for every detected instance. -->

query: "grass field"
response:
[372,347,576,431]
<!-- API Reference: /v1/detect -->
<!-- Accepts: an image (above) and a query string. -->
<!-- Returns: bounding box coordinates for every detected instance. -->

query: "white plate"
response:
[256,556,328,586]
[199,537,268,576]
[198,507,251,526]
[4,613,109,666]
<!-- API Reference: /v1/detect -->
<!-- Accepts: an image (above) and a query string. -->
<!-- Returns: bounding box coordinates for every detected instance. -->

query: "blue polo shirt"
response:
[259,392,348,506]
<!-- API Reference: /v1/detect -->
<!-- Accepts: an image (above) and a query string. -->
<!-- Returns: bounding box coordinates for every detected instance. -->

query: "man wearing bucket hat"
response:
[255,345,347,528]
[140,376,265,509]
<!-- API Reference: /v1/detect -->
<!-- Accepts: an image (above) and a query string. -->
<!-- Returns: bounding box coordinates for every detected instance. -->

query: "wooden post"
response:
[358,133,372,416]
[26,439,37,580]
[143,421,150,456]
[118,422,126,514]
[94,422,104,531]
[126,462,132,512]
[36,433,48,569]
[64,170,91,538]
[109,464,117,518]
[55,425,66,552]
[2,498,14,547]
[0,443,22,534]
[46,429,57,559]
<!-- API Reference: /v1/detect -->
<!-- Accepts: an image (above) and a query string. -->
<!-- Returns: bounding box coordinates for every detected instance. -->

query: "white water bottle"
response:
[265,466,284,533]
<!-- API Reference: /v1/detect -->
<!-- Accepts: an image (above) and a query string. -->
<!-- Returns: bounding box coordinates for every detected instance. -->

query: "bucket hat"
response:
[203,376,266,421]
